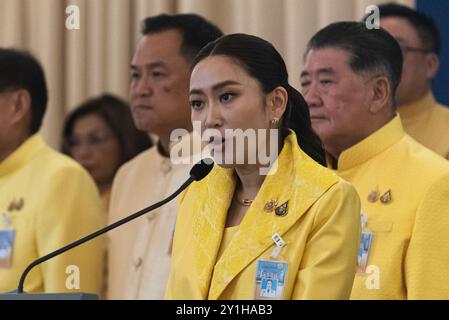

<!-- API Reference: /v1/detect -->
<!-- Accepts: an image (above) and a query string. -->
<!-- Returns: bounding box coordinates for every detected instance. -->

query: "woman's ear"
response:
[267,86,288,119]
[368,76,390,114]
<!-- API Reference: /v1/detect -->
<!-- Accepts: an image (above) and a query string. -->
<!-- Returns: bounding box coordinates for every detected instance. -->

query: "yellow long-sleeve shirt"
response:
[398,92,449,160]
[0,134,105,294]
[165,132,361,300]
[332,116,449,299]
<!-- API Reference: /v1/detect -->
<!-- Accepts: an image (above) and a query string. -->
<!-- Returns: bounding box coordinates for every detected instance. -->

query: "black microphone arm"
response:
[17,158,214,294]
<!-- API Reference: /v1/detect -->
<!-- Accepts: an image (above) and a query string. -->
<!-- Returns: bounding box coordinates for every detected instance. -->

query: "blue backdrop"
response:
[416,0,449,106]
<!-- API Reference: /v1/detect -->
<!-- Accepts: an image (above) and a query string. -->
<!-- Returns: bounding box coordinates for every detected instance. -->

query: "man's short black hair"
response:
[141,14,223,61]
[0,48,48,134]
[306,21,403,108]
[375,3,440,55]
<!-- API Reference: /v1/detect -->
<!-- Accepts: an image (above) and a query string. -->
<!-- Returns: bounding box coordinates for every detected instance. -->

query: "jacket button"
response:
[133,257,143,270]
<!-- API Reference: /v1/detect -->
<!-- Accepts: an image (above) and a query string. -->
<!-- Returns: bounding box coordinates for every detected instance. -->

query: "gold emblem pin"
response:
[367,187,380,203]
[8,198,24,212]
[275,201,288,217]
[264,199,278,213]
[380,190,392,204]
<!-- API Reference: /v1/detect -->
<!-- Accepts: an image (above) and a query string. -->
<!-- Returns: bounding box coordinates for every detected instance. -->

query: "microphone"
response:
[15,158,214,295]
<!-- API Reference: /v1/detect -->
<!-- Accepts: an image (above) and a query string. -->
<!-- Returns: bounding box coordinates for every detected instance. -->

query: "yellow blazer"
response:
[0,134,104,294]
[165,133,361,300]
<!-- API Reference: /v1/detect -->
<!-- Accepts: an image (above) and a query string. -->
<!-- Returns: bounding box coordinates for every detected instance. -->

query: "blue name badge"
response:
[0,230,16,269]
[255,259,288,300]
[357,231,372,275]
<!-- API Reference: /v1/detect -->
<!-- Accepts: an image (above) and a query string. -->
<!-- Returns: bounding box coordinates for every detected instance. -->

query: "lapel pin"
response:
[275,201,288,217]
[380,190,392,204]
[367,186,380,203]
[8,198,24,212]
[264,199,278,213]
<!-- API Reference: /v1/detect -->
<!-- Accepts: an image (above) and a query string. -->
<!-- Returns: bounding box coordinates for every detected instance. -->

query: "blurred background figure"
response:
[62,94,152,212]
[0,48,104,295]
[372,3,449,159]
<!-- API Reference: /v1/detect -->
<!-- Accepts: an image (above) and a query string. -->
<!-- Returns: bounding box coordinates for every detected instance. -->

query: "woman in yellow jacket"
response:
[165,34,361,300]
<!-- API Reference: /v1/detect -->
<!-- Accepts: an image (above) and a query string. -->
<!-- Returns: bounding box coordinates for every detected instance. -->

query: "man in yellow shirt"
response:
[373,4,449,159]
[107,14,223,299]
[301,22,449,299]
[0,49,104,294]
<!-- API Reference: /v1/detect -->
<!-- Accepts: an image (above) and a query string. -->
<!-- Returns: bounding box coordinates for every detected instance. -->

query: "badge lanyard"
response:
[357,213,373,275]
[254,233,288,300]
[0,211,16,269]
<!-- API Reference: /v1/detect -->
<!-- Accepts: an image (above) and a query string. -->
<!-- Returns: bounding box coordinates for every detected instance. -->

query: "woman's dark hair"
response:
[62,94,153,164]
[192,33,325,165]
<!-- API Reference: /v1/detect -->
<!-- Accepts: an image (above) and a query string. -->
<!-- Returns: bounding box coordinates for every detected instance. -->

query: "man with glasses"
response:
[374,3,449,160]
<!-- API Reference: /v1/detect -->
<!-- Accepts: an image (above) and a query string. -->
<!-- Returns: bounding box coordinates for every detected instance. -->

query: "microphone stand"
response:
[16,176,195,295]
[0,158,212,300]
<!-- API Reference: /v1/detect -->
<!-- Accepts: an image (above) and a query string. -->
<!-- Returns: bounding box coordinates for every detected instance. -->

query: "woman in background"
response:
[62,94,152,212]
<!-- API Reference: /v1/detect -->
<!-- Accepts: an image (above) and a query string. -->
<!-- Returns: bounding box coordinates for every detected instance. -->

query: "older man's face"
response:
[300,47,375,154]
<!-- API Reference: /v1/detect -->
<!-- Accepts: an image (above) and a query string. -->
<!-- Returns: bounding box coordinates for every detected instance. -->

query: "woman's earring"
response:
[270,118,280,128]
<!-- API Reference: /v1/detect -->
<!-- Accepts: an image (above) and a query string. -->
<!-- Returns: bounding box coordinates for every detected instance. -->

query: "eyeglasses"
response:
[397,43,431,56]
[66,132,114,150]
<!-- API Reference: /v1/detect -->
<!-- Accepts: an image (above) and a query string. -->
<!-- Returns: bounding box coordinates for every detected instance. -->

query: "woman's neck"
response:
[234,165,267,200]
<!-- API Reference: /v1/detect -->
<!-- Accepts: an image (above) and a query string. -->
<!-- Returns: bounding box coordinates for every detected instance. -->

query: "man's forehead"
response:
[380,17,422,46]
[132,30,184,64]
[303,48,350,73]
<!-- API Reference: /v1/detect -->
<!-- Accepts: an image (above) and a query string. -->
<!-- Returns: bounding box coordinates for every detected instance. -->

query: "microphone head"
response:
[189,158,214,181]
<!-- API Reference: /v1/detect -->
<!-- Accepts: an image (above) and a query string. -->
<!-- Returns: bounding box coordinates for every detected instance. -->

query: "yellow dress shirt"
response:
[398,92,449,159]
[332,116,449,299]
[165,132,361,300]
[0,134,104,294]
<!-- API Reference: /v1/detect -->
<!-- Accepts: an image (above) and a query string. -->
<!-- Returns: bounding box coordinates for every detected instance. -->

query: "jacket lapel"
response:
[208,134,339,299]
[187,166,236,299]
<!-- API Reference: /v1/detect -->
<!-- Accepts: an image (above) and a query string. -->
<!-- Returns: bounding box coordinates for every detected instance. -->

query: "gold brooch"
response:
[8,198,24,212]
[380,190,392,204]
[275,201,288,217]
[264,199,278,212]
[367,186,380,203]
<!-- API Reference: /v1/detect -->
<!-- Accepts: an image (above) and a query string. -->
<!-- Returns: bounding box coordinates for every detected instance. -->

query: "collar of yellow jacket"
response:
[0,134,45,177]
[333,115,405,171]
[397,91,436,120]
[184,131,340,299]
